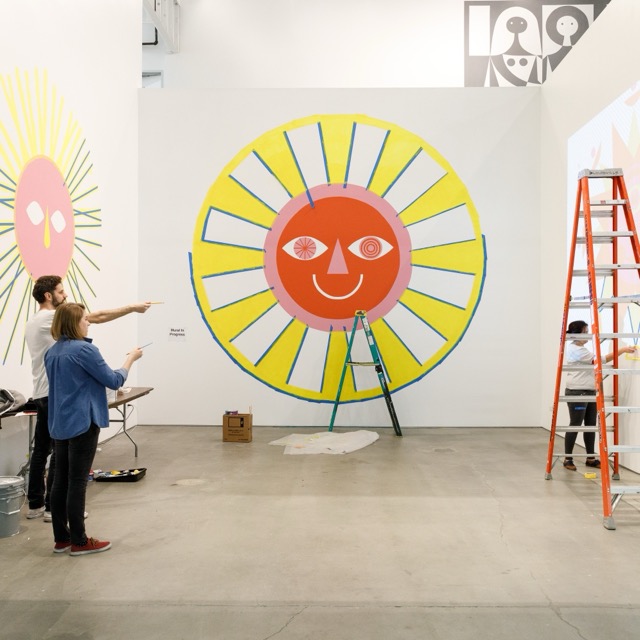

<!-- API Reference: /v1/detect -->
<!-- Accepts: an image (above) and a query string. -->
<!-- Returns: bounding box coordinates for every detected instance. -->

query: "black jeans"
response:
[27,397,54,510]
[51,424,99,545]
[565,388,597,456]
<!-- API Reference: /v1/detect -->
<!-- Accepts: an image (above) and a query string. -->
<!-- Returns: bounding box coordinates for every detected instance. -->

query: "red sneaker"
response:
[69,537,112,556]
[53,541,72,553]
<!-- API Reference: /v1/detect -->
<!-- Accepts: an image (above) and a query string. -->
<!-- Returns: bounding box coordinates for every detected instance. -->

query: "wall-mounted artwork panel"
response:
[465,0,611,87]
[139,88,541,427]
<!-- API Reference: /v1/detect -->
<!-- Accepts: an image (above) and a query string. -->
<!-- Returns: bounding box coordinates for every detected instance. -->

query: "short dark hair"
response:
[51,303,86,341]
[32,275,62,304]
[567,320,588,335]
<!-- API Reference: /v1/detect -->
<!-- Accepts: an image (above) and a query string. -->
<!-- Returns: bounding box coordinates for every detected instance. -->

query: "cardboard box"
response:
[222,413,252,443]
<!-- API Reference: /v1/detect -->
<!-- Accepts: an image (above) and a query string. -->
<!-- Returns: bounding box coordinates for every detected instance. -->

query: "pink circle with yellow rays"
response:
[14,156,75,279]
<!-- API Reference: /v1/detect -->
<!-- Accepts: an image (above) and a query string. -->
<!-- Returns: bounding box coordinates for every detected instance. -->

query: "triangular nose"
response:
[327,240,348,274]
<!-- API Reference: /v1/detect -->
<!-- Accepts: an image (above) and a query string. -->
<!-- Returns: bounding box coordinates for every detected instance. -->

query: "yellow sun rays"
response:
[0,68,101,364]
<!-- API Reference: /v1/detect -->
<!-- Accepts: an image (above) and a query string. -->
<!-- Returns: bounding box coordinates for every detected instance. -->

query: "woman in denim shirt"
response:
[44,303,143,556]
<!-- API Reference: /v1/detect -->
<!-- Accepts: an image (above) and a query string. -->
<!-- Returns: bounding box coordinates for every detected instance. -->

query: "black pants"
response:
[565,388,597,456]
[27,397,54,510]
[51,424,99,545]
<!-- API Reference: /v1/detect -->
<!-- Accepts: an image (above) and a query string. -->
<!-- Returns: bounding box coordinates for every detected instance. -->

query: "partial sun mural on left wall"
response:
[0,69,101,364]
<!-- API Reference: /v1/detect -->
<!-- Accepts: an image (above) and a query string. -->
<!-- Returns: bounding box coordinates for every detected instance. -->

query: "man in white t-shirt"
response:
[24,275,151,520]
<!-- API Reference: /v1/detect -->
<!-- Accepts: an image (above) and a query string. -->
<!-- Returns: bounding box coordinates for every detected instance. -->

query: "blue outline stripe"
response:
[410,263,475,277]
[366,129,390,191]
[0,167,16,186]
[396,172,448,215]
[228,175,278,214]
[286,325,307,385]
[320,331,331,393]
[318,123,330,185]
[200,264,264,279]
[73,244,99,271]
[343,122,357,187]
[69,258,97,298]
[212,288,272,314]
[64,139,85,185]
[411,238,476,251]
[283,131,313,208]
[0,199,15,209]
[253,150,294,199]
[381,147,422,198]
[404,202,466,227]
[380,316,422,366]
[254,317,296,367]
[229,299,278,342]
[396,299,448,341]
[405,287,466,311]
[71,185,98,203]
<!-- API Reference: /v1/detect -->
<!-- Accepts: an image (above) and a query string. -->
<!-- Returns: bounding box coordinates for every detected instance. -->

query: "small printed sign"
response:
[168,326,186,342]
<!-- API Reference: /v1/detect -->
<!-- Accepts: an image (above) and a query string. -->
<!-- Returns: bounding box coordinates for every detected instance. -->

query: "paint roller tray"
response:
[93,468,146,482]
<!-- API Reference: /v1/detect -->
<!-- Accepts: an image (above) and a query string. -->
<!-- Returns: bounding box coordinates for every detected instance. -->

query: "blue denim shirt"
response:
[44,336,128,439]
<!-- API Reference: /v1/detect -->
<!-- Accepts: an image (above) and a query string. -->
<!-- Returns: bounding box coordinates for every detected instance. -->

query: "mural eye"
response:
[50,209,66,233]
[26,201,44,225]
[282,236,328,260]
[347,236,393,260]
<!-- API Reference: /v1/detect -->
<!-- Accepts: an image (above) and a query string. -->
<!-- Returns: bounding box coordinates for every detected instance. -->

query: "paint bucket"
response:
[0,476,25,538]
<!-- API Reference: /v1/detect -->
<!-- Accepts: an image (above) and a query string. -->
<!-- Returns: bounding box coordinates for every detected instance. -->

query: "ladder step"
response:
[606,407,640,414]
[578,168,624,178]
[573,265,640,275]
[579,209,616,218]
[577,232,634,242]
[347,361,376,367]
[566,332,640,339]
[555,427,612,433]
[608,445,640,454]
[610,486,640,495]
[587,199,627,206]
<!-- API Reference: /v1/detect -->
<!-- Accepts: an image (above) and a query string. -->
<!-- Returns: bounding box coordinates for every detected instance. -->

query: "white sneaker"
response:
[27,506,45,519]
[44,511,88,522]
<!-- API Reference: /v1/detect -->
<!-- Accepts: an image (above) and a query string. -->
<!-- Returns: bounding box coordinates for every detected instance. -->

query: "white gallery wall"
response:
[145,0,465,89]
[0,0,140,474]
[540,0,640,471]
[138,87,541,426]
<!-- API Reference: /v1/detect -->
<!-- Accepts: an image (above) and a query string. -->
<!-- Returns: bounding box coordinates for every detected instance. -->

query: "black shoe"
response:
[563,458,577,470]
[585,458,601,468]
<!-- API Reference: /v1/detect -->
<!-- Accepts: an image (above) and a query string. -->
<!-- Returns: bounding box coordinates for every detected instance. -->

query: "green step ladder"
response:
[329,310,402,436]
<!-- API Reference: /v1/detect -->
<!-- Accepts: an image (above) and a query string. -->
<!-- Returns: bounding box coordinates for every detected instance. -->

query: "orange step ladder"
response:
[545,168,640,530]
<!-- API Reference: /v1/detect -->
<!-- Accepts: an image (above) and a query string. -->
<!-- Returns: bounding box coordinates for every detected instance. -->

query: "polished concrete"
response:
[2,425,640,639]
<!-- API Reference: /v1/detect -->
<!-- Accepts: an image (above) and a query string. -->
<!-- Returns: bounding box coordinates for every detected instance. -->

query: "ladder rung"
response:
[577,232,634,241]
[570,297,640,308]
[566,332,640,339]
[578,168,624,178]
[555,427,612,433]
[347,361,376,367]
[606,407,640,414]
[573,265,640,275]
[588,199,627,206]
[579,209,616,218]
[608,445,640,454]
[610,486,640,495]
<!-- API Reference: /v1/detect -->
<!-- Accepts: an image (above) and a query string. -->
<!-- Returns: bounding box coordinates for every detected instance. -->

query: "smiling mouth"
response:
[312,274,364,300]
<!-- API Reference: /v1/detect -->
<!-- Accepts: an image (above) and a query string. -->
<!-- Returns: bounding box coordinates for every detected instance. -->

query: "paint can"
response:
[0,476,25,538]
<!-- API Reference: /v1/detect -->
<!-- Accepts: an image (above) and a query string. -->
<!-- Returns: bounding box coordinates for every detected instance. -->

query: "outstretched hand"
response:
[132,302,152,313]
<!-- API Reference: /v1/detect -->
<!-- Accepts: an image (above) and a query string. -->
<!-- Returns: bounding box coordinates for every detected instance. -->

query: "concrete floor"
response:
[1,425,640,640]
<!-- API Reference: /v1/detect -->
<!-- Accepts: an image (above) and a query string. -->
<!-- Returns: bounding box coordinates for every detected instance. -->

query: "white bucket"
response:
[0,476,25,538]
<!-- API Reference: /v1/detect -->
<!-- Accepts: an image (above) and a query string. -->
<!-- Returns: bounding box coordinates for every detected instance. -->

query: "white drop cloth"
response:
[268,430,379,455]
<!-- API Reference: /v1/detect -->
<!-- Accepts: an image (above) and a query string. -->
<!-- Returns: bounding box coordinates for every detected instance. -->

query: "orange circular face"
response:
[264,184,411,330]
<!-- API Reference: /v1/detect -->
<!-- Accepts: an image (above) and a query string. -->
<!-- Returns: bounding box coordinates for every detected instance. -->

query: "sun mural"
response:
[191,114,487,403]
[0,69,100,364]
